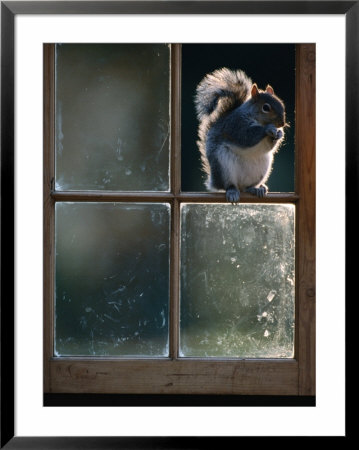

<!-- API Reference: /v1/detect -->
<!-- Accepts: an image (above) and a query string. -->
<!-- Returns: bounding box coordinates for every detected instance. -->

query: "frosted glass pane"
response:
[55,44,170,191]
[55,203,170,356]
[180,204,295,358]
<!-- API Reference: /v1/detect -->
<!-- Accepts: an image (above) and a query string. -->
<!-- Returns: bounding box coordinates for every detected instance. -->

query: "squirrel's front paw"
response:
[265,124,282,140]
[275,129,283,140]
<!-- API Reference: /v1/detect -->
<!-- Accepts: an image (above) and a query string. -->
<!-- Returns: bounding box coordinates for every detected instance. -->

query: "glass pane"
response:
[55,202,170,356]
[181,44,295,192]
[55,44,170,191]
[180,204,295,358]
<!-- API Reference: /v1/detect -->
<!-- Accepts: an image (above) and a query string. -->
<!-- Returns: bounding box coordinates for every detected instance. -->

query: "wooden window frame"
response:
[43,43,315,396]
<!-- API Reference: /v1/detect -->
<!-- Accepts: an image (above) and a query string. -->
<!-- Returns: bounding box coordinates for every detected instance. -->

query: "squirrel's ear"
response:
[251,84,259,98]
[266,85,274,95]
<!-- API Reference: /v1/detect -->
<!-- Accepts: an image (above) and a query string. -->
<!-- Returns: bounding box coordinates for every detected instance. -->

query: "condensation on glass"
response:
[55,202,170,357]
[55,44,170,191]
[180,204,295,358]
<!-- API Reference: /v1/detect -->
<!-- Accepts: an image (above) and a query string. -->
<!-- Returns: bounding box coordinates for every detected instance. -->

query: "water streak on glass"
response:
[180,204,295,358]
[55,44,170,191]
[55,202,170,356]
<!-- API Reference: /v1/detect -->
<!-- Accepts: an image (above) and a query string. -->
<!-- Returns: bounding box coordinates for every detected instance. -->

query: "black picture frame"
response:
[1,1,351,447]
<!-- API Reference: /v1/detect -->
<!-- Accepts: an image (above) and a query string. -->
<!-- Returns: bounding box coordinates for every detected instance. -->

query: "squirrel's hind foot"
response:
[245,185,268,198]
[226,186,240,204]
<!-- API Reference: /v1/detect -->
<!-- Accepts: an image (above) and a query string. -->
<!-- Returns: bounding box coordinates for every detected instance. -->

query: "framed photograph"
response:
[1,1,350,447]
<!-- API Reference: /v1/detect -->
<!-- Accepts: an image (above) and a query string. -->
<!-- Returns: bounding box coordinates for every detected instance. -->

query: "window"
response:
[44,43,315,396]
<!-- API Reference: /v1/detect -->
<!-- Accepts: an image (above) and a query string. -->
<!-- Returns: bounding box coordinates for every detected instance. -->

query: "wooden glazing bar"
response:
[170,198,180,358]
[51,191,175,202]
[51,191,299,203]
[171,43,182,196]
[177,192,299,203]
[169,44,182,358]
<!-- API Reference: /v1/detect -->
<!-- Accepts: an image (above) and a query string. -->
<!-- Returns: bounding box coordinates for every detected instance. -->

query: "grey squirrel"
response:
[195,68,287,203]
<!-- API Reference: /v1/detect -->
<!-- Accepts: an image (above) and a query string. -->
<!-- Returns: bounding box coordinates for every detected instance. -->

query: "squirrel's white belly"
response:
[220,139,274,190]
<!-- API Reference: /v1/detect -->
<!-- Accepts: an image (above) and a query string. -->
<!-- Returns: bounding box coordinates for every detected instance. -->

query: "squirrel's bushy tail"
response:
[195,68,252,184]
[195,68,252,122]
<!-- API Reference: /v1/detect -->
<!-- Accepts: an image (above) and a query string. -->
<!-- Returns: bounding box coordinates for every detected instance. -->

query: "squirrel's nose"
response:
[278,115,286,128]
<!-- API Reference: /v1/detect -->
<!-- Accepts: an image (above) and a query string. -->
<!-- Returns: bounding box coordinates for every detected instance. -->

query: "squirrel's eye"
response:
[262,103,271,113]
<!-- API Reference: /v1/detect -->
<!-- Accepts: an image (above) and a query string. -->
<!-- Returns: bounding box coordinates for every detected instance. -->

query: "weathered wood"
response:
[176,192,299,203]
[43,43,315,396]
[171,43,182,197]
[169,45,182,358]
[49,358,299,395]
[51,190,299,203]
[43,43,56,393]
[295,44,316,395]
[170,198,180,358]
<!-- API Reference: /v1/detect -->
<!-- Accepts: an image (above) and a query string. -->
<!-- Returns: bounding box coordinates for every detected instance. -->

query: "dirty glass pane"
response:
[55,202,170,356]
[180,204,295,358]
[55,44,170,191]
